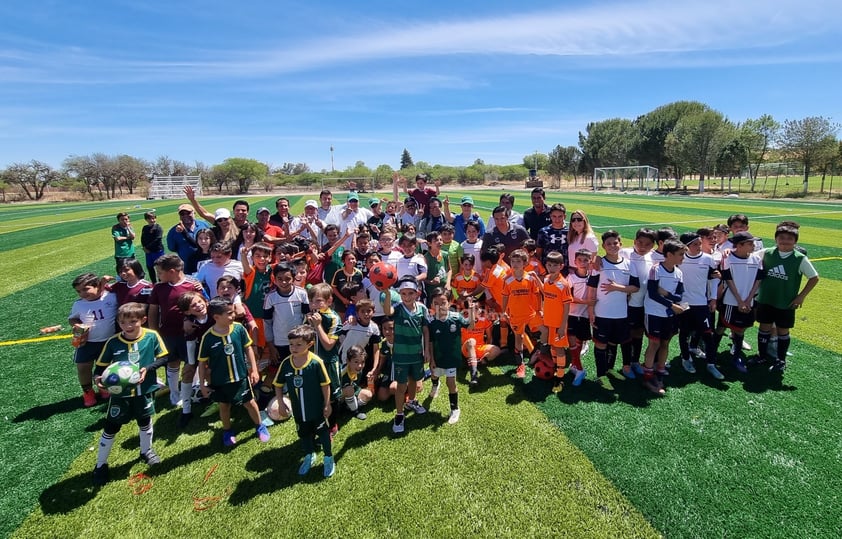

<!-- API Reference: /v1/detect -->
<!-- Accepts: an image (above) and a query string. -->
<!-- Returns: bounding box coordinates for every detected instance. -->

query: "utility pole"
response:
[330,146,335,173]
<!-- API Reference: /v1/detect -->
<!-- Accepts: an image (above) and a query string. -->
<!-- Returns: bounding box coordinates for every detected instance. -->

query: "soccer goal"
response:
[147,175,202,199]
[592,166,659,192]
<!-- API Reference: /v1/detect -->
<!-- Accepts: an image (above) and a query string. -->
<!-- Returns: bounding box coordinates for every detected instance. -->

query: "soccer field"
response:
[1,191,840,538]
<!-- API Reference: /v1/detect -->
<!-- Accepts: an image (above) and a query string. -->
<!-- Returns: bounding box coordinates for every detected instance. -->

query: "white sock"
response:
[96,432,116,467]
[166,367,180,402]
[180,382,193,413]
[344,395,358,411]
[139,422,154,454]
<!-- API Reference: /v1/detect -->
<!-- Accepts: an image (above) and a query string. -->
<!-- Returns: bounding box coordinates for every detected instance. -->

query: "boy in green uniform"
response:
[92,302,169,486]
[427,288,470,424]
[383,276,430,434]
[274,325,335,478]
[198,297,269,448]
[306,283,343,436]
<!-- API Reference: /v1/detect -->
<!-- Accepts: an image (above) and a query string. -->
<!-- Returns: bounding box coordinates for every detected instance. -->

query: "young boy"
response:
[588,230,640,390]
[274,324,335,478]
[175,291,213,426]
[427,288,469,424]
[198,297,269,447]
[241,241,274,361]
[395,234,428,283]
[501,249,543,379]
[340,345,374,420]
[439,223,464,277]
[423,231,452,303]
[451,253,485,303]
[375,318,397,402]
[92,302,169,485]
[263,263,310,379]
[566,249,595,386]
[755,222,819,372]
[382,276,430,434]
[69,273,119,406]
[112,212,136,274]
[140,211,164,283]
[195,241,244,296]
[306,283,343,435]
[523,239,547,278]
[540,251,572,393]
[338,298,381,373]
[642,239,688,394]
[459,299,501,385]
[619,227,657,379]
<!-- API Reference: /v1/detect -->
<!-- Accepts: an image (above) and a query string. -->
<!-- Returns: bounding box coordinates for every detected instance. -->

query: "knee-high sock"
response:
[594,346,609,378]
[180,383,193,413]
[166,367,180,400]
[138,420,153,454]
[96,431,116,467]
[777,334,791,361]
[758,331,772,360]
[569,342,583,371]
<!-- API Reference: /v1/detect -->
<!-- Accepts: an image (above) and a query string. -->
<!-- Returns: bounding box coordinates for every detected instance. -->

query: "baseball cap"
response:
[680,232,701,246]
[369,197,381,207]
[177,203,193,213]
[347,192,359,202]
[404,196,417,206]
[731,231,757,245]
[214,208,231,220]
[461,196,474,206]
[304,199,318,209]
[256,207,271,215]
[398,279,419,291]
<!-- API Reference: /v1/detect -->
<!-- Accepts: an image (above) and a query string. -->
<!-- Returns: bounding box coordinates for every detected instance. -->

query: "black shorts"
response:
[593,317,630,345]
[211,378,254,405]
[567,315,592,342]
[755,303,796,329]
[645,315,679,340]
[719,304,756,331]
[680,305,713,333]
[105,393,155,425]
[162,335,188,363]
[627,306,645,331]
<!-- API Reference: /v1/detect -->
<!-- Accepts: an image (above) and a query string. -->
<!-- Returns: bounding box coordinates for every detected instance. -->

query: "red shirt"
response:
[148,278,205,336]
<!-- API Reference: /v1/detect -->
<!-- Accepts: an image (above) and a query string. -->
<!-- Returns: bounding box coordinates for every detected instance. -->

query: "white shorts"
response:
[433,367,458,378]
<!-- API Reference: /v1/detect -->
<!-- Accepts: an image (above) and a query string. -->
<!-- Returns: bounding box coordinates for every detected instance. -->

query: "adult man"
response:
[397,197,421,229]
[523,187,552,240]
[537,203,568,266]
[336,192,372,249]
[317,189,338,222]
[255,207,285,244]
[290,200,323,243]
[417,197,450,238]
[402,173,440,218]
[182,186,250,229]
[166,204,210,262]
[481,206,530,259]
[443,195,485,243]
[485,193,523,231]
[269,197,292,231]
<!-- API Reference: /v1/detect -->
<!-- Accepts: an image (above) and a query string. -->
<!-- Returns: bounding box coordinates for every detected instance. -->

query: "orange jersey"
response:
[542,275,572,327]
[482,263,510,306]
[461,317,492,345]
[452,270,482,298]
[527,257,546,277]
[502,273,541,320]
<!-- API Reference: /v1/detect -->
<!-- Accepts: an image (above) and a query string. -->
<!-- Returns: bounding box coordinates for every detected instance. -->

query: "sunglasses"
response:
[570,217,584,222]
[216,217,230,222]
[179,211,193,216]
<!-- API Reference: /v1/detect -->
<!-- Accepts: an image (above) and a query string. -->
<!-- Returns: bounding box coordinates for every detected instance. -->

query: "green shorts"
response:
[325,359,342,400]
[106,393,155,425]
[211,378,254,405]
[393,362,424,384]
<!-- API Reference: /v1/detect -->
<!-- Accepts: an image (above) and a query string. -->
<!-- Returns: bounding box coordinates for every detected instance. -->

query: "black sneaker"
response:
[177,412,193,429]
[769,359,787,373]
[92,464,110,486]
[469,372,479,386]
[140,449,161,465]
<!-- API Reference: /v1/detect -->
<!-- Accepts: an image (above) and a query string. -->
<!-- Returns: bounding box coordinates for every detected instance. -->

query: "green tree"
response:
[578,118,636,172]
[547,145,582,186]
[400,149,414,170]
[522,152,548,172]
[632,101,708,174]
[666,109,732,191]
[211,158,269,194]
[778,116,840,194]
[115,154,149,195]
[2,160,63,201]
[716,135,749,191]
[740,115,780,191]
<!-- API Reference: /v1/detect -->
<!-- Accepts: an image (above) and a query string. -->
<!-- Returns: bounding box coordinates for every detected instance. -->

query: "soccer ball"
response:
[369,262,397,291]
[266,395,292,421]
[101,361,141,395]
[531,353,555,381]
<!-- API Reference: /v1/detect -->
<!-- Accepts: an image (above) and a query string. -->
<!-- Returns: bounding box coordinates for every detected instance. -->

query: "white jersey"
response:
[338,321,381,364]
[567,271,591,318]
[195,259,244,294]
[461,239,483,263]
[644,264,683,318]
[68,291,119,343]
[681,252,717,306]
[589,257,637,319]
[620,247,653,308]
[263,286,309,346]
[363,278,387,318]
[394,254,427,280]
[721,251,763,307]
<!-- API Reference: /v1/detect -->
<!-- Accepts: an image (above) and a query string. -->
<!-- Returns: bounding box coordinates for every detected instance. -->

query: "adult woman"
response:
[566,209,598,264]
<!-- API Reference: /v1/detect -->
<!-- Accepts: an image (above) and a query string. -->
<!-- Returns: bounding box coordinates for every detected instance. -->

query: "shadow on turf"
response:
[38,462,134,515]
[13,396,106,424]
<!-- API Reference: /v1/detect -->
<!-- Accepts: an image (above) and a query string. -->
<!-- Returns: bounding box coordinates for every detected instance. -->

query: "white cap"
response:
[214,208,231,220]
[398,280,418,291]
[304,199,318,209]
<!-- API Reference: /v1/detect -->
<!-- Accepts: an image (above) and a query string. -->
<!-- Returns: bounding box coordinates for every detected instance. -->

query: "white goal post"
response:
[592,166,659,191]
[148,175,202,199]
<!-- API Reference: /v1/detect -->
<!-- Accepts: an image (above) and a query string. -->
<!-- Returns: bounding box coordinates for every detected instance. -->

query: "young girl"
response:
[461,220,484,263]
[232,223,263,264]
[108,258,153,306]
[330,251,363,317]
[566,210,598,269]
[175,291,213,427]
[341,345,374,420]
[186,228,216,275]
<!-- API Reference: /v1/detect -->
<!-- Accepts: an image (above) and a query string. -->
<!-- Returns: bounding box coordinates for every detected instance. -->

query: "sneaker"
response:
[298,453,315,475]
[572,367,587,387]
[689,347,706,359]
[732,357,748,374]
[580,342,590,357]
[706,363,725,380]
[769,359,787,373]
[323,456,336,478]
[551,379,564,393]
[655,368,669,377]
[682,359,696,374]
[515,363,526,378]
[222,429,237,447]
[392,418,405,434]
[177,412,193,429]
[469,372,479,386]
[607,369,625,380]
[596,375,614,391]
[354,411,368,420]
[256,424,270,443]
[448,408,461,424]
[92,464,109,486]
[631,363,644,376]
[621,365,636,380]
[98,389,111,400]
[405,400,427,414]
[140,449,161,465]
[82,389,97,407]
[429,383,440,399]
[644,377,665,395]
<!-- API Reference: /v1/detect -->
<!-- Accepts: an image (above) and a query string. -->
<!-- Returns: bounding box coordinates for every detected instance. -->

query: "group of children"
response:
[74,202,818,485]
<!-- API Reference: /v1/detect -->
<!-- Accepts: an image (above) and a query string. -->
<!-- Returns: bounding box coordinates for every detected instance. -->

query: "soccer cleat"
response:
[405,400,427,414]
[596,375,614,391]
[82,389,97,407]
[354,411,368,420]
[298,453,315,475]
[706,363,725,380]
[732,357,748,374]
[551,379,564,394]
[621,365,636,380]
[515,363,526,378]
[631,363,645,376]
[98,389,111,400]
[429,383,440,399]
[140,449,161,465]
[177,412,193,429]
[682,359,697,374]
[571,367,587,387]
[92,464,110,486]
[607,369,625,380]
[644,377,665,395]
[323,456,336,478]
[689,347,707,359]
[256,424,270,443]
[448,408,461,424]
[769,359,787,373]
[392,418,405,434]
[222,429,237,447]
[469,372,479,386]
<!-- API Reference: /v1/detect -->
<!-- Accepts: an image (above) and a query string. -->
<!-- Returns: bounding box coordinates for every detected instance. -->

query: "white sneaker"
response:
[392,419,405,434]
[429,383,440,399]
[448,409,461,424]
[689,347,706,359]
[405,400,427,414]
[706,363,725,380]
[682,358,696,374]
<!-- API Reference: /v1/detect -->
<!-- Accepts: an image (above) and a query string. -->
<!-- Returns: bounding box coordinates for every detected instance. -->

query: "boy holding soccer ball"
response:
[92,302,169,486]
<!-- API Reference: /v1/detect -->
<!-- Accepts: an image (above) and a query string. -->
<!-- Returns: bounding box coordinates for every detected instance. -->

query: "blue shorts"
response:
[592,317,630,345]
[74,341,106,364]
[644,314,679,340]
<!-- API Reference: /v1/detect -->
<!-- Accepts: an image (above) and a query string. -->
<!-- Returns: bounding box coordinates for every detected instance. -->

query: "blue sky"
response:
[1,0,841,172]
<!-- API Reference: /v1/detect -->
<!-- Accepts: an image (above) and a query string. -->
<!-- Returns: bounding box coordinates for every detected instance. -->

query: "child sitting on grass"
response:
[341,345,374,420]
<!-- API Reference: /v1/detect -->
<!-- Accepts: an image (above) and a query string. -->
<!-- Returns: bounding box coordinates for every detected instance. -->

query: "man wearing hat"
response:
[336,192,372,249]
[182,185,250,229]
[444,195,485,243]
[290,199,323,243]
[255,206,285,244]
[166,203,210,262]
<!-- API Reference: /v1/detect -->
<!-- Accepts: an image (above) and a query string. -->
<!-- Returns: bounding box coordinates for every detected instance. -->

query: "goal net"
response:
[148,175,202,199]
[593,166,659,191]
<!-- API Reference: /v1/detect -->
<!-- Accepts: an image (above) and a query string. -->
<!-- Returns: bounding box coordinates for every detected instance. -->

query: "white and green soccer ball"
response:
[102,361,141,395]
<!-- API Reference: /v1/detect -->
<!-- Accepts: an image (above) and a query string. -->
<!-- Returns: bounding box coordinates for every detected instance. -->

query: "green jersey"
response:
[428,313,469,369]
[274,351,330,422]
[315,308,342,367]
[390,301,428,365]
[423,250,450,297]
[95,328,168,397]
[441,241,463,278]
[757,248,808,309]
[198,322,254,386]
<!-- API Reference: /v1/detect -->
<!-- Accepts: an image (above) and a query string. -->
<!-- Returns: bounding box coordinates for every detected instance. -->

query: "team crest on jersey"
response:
[450,324,457,332]
[109,405,120,418]
[293,375,304,388]
[128,351,140,364]
[223,344,235,355]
